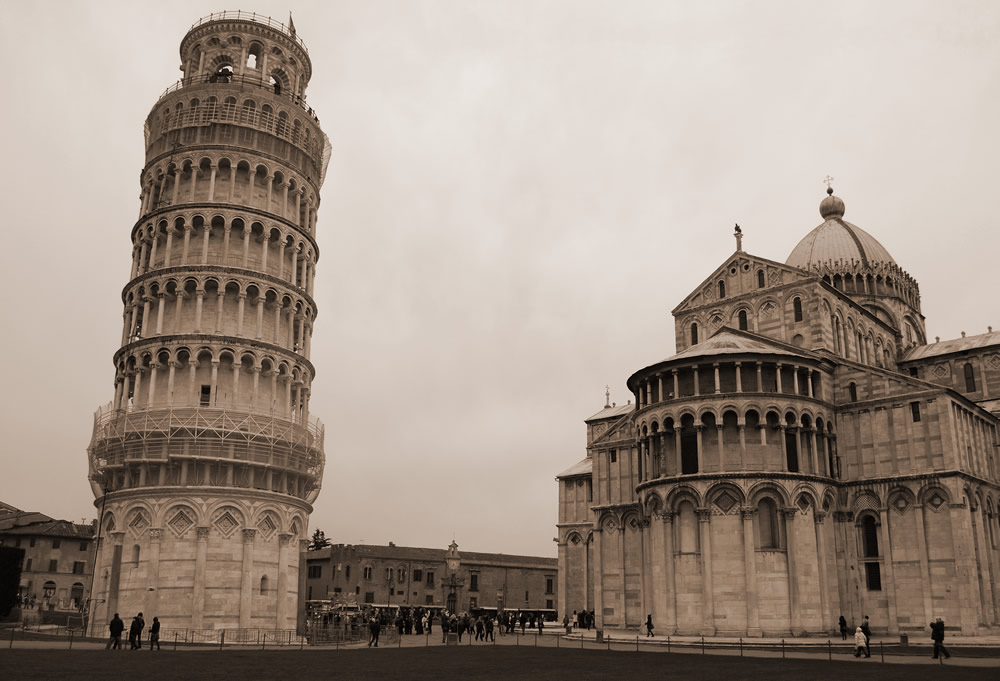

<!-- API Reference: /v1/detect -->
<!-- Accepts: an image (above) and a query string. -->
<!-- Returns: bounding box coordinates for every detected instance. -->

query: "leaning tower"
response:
[86,12,328,634]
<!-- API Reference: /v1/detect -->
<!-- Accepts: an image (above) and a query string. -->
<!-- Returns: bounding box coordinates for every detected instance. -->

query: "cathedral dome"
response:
[786,188,897,270]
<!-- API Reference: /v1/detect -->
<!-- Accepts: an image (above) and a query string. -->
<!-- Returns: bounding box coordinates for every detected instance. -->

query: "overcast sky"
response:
[1,1,998,557]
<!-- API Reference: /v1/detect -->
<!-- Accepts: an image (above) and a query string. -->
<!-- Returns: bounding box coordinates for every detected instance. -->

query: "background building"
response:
[86,12,330,634]
[302,541,557,616]
[557,188,1000,636]
[0,504,96,612]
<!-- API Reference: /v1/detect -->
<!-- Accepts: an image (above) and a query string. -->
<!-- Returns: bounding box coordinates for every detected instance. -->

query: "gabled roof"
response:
[585,402,633,422]
[309,543,555,567]
[902,330,1000,362]
[557,457,592,479]
[671,250,814,316]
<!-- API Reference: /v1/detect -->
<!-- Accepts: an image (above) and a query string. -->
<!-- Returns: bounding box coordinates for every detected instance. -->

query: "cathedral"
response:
[556,188,1000,636]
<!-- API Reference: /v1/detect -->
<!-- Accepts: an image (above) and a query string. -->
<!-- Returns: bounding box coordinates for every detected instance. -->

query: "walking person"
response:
[931,618,951,660]
[106,613,124,650]
[485,615,494,642]
[129,612,145,650]
[475,616,484,641]
[149,617,160,650]
[860,615,872,658]
[368,616,380,648]
[839,615,848,640]
[853,626,867,658]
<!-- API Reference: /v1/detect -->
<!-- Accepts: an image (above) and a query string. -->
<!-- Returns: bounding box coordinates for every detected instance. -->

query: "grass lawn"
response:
[0,647,995,681]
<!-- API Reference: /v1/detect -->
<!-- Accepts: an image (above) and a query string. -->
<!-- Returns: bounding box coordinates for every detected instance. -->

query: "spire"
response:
[734,223,743,252]
[288,12,296,36]
[605,385,611,408]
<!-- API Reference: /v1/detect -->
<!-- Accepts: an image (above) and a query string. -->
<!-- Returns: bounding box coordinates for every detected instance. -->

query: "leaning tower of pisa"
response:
[86,12,329,634]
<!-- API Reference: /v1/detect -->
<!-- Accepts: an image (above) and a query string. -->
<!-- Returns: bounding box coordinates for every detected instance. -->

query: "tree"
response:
[0,546,24,617]
[309,529,330,551]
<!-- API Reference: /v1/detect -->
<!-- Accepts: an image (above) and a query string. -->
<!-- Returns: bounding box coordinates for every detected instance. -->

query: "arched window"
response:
[260,575,268,595]
[848,382,858,402]
[718,281,726,298]
[964,363,977,392]
[757,498,780,549]
[131,544,141,563]
[757,270,765,288]
[738,310,748,331]
[793,297,803,322]
[690,323,698,345]
[680,414,698,474]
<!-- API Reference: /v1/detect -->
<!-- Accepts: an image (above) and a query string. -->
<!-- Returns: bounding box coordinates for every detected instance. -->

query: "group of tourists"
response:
[840,613,952,660]
[105,612,160,650]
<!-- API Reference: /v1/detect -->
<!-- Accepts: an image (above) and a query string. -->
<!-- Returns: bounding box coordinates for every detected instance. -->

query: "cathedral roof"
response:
[786,188,898,271]
[902,329,1000,361]
[557,457,593,478]
[665,329,814,363]
[584,402,633,422]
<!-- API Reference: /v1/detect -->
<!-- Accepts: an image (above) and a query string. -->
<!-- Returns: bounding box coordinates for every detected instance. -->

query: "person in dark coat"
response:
[859,615,871,658]
[106,613,125,649]
[931,618,951,659]
[646,614,654,637]
[129,612,145,650]
[149,617,160,650]
[839,615,848,640]
[367,616,380,647]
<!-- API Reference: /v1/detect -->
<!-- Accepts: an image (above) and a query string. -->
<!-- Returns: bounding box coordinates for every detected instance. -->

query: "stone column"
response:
[713,363,720,393]
[239,528,257,628]
[735,361,742,392]
[695,426,704,473]
[662,512,676,634]
[181,226,192,264]
[155,293,166,334]
[784,508,801,634]
[146,528,162,616]
[194,290,204,332]
[693,367,700,396]
[742,507,761,636]
[208,164,217,201]
[776,363,783,393]
[147,362,159,405]
[237,293,247,335]
[192,527,209,628]
[878,508,899,634]
[276,533,292,628]
[163,228,174,267]
[813,511,831,635]
[672,370,679,399]
[697,508,715,635]
[556,539,568,624]
[592,528,603,627]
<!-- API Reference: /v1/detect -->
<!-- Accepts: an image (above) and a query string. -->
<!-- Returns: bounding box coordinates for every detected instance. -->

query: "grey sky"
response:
[1,1,998,557]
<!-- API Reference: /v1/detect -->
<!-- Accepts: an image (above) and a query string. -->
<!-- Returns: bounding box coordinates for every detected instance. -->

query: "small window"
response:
[48,559,58,572]
[52,539,61,549]
[758,498,780,549]
[470,574,478,591]
[426,571,434,587]
[469,596,478,609]
[79,542,88,552]
[25,558,32,571]
[14,538,21,547]
[609,450,617,464]
[757,270,765,288]
[861,516,879,558]
[29,538,35,548]
[355,586,360,595]
[200,385,211,406]
[260,575,268,595]
[333,587,342,593]
[793,297,803,322]
[849,382,858,402]
[397,568,406,583]
[691,323,699,345]
[718,281,726,298]
[308,565,322,579]
[738,310,748,331]
[363,566,372,580]
[364,592,375,603]
[865,562,882,591]
[545,577,554,594]
[524,590,529,601]
[964,363,977,392]
[426,595,434,605]
[909,367,918,377]
[910,402,921,422]
[72,562,85,575]
[345,565,350,579]
[412,569,422,582]
[546,599,554,609]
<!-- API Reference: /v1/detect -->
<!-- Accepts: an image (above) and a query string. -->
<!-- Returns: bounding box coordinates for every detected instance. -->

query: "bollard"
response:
[581,634,584,649]
[262,632,266,650]
[10,627,14,648]
[739,637,743,657]
[69,630,73,649]
[828,639,832,661]
[174,632,178,651]
[880,641,884,663]
[220,630,225,651]
[607,635,610,651]
[781,638,785,659]
[300,633,304,651]
[667,635,670,654]
[702,636,705,655]
[636,635,639,652]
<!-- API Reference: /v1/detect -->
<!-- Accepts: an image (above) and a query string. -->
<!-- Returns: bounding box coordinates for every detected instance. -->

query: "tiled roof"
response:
[665,329,813,363]
[310,543,555,566]
[585,402,633,422]
[557,457,592,479]
[1,519,95,539]
[902,330,1000,361]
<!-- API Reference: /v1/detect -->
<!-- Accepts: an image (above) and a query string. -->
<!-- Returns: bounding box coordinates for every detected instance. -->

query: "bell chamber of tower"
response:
[86,12,330,635]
